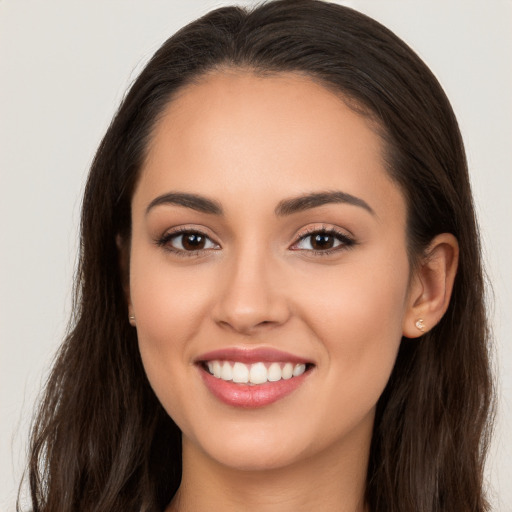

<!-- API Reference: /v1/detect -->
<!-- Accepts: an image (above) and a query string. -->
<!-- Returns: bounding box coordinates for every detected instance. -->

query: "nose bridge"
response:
[213,237,289,333]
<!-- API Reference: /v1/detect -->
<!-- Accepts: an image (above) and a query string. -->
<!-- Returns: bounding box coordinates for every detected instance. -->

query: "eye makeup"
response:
[155,227,221,258]
[290,225,356,257]
[154,224,356,258]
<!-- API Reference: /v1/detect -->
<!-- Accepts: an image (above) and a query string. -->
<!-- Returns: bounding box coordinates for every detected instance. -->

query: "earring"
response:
[415,318,425,332]
[129,314,136,324]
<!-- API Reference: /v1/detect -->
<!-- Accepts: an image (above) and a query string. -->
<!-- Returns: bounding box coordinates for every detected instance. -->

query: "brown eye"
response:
[181,232,206,250]
[159,230,219,254]
[292,229,354,254]
[310,233,336,250]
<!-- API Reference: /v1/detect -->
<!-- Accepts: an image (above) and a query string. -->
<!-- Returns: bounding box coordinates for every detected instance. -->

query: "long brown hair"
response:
[20,1,494,511]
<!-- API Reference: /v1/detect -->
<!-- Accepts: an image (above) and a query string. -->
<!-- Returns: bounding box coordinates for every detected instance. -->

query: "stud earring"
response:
[129,314,136,324]
[415,318,425,332]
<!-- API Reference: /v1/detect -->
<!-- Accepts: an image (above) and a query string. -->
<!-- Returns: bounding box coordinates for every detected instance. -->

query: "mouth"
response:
[201,360,313,385]
[196,348,315,408]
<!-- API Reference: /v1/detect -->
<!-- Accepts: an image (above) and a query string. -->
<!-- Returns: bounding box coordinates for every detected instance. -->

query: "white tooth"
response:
[267,362,282,382]
[232,362,250,383]
[207,361,214,374]
[220,361,233,381]
[213,360,222,378]
[293,363,306,377]
[282,362,293,380]
[249,362,268,384]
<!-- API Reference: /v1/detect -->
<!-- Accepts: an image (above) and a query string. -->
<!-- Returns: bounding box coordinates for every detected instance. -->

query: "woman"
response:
[20,1,494,511]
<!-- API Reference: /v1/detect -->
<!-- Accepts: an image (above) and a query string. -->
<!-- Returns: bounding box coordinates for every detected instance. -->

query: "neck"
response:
[167,425,371,512]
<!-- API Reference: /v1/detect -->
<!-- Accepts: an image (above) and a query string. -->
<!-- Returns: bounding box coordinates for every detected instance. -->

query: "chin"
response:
[186,424,315,472]
[207,444,305,472]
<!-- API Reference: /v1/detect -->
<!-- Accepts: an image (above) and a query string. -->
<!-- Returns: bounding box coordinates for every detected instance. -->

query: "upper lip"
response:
[195,347,313,365]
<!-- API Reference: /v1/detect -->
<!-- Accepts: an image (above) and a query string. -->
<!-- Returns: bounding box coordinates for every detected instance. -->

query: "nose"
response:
[212,246,291,335]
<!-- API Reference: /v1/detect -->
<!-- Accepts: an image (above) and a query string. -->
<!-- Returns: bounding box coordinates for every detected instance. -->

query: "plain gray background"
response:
[1,1,511,510]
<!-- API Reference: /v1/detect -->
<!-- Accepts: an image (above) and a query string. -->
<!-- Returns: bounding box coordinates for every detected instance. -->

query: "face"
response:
[128,71,413,472]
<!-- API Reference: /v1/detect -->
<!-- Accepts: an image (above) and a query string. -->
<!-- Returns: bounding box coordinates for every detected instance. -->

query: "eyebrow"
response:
[145,190,375,217]
[275,190,375,217]
[146,192,223,215]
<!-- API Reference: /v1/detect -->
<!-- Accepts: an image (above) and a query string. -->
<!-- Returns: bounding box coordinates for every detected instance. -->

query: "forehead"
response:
[136,70,405,225]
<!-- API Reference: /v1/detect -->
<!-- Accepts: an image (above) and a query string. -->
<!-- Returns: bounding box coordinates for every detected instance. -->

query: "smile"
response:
[196,348,314,408]
[204,360,307,385]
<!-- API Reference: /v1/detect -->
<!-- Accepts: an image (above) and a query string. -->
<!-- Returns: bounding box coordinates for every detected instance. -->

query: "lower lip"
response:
[199,366,310,408]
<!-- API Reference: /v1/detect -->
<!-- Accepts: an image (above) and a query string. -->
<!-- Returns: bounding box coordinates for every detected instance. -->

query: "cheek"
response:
[130,247,211,348]
[295,251,409,412]
[128,246,213,412]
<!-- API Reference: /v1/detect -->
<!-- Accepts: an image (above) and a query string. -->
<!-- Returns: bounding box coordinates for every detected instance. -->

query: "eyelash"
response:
[291,226,356,256]
[155,228,219,258]
[155,226,356,258]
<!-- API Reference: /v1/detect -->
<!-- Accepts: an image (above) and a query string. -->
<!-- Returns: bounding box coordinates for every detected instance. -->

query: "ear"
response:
[402,233,459,338]
[116,234,136,325]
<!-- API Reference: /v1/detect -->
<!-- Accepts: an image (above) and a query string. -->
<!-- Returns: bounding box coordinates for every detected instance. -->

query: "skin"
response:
[125,71,458,512]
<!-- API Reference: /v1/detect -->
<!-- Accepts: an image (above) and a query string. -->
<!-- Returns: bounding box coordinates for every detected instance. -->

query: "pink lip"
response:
[196,347,311,365]
[199,367,311,408]
[195,347,314,408]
